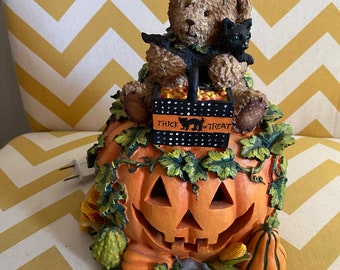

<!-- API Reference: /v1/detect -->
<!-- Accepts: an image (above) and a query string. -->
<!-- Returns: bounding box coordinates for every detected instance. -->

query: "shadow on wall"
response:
[0,7,30,148]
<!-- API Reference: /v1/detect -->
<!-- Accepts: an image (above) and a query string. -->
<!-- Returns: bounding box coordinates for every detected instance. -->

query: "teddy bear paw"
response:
[121,81,152,124]
[233,89,268,133]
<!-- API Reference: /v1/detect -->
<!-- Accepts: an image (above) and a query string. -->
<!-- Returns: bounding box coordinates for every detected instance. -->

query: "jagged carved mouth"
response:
[131,203,254,254]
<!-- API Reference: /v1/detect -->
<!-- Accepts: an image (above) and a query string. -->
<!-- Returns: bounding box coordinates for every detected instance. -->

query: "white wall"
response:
[0,5,30,148]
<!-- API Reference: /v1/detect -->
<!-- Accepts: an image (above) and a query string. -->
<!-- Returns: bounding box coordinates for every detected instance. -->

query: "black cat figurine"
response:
[220,18,254,65]
[141,17,254,86]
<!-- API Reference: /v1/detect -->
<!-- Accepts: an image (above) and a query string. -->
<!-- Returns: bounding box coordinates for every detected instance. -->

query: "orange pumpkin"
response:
[241,223,287,269]
[94,119,279,264]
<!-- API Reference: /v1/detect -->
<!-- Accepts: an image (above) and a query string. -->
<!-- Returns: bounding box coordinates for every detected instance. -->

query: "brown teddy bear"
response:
[120,0,268,133]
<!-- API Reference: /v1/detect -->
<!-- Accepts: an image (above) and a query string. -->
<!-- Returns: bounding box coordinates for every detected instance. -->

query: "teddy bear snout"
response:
[186,19,198,37]
[186,19,195,26]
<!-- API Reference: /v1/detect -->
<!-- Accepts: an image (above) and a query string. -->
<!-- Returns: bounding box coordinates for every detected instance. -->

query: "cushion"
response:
[0,131,100,269]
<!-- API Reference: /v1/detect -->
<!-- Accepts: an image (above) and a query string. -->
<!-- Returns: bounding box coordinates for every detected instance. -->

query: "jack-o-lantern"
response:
[83,106,293,269]
[118,147,273,261]
[91,118,280,261]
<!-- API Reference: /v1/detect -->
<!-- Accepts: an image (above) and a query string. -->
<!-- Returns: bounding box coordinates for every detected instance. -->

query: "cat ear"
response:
[243,18,252,30]
[223,18,235,31]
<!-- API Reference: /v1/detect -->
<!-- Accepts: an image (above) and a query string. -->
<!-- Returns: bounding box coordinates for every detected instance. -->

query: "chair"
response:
[1,1,339,269]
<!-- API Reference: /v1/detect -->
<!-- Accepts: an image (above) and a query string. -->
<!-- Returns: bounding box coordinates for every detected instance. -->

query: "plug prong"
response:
[63,175,80,181]
[59,164,75,171]
[60,157,95,182]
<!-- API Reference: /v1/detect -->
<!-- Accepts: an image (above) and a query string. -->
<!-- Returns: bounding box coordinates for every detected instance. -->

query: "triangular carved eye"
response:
[148,177,171,206]
[209,183,233,209]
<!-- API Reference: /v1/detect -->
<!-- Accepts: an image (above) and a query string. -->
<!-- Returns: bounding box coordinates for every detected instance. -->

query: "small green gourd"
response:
[91,225,127,269]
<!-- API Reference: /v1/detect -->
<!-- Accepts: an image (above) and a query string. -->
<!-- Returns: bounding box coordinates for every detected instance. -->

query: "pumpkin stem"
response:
[262,222,272,233]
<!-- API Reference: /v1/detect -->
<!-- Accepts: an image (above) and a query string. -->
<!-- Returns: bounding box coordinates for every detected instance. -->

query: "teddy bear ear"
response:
[178,0,196,7]
[242,18,252,30]
[223,18,235,31]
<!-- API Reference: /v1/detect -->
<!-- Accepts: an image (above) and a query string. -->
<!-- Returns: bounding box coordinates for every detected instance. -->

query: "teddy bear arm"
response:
[236,0,253,22]
[146,44,187,88]
[209,54,248,88]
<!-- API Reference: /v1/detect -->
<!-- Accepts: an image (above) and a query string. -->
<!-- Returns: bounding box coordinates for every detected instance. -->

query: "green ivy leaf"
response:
[263,103,283,123]
[259,122,295,155]
[115,127,151,157]
[183,152,207,184]
[202,149,239,180]
[266,211,280,229]
[87,133,106,168]
[138,63,149,82]
[240,136,270,161]
[99,183,127,229]
[95,163,116,207]
[269,177,287,210]
[279,156,288,177]
[174,43,186,51]
[95,163,127,229]
[244,72,254,88]
[109,98,128,121]
[158,149,187,179]
[192,43,209,54]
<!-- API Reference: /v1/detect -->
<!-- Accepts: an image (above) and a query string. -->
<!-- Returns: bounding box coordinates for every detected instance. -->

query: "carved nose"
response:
[186,19,195,26]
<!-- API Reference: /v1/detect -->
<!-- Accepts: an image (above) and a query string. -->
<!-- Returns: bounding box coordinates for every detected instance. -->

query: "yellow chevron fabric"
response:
[279,136,340,270]
[249,1,340,138]
[0,131,101,269]
[3,0,169,131]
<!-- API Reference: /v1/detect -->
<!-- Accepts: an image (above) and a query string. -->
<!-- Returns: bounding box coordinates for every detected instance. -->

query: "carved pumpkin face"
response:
[96,120,274,260]
[114,140,273,260]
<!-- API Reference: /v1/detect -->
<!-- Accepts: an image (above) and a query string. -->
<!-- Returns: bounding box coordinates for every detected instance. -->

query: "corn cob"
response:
[219,242,247,261]
[80,200,102,223]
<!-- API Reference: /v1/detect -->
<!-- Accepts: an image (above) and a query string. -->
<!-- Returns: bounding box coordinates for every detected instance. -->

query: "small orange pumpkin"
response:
[241,223,287,270]
[122,242,173,270]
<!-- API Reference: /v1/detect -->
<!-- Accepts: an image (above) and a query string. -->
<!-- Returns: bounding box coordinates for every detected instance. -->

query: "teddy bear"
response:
[120,0,268,133]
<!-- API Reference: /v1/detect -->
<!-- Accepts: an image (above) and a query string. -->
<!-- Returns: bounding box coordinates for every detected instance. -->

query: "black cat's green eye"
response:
[233,35,239,40]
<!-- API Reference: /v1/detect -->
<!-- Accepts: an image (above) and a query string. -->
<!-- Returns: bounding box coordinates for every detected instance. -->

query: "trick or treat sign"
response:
[152,87,234,147]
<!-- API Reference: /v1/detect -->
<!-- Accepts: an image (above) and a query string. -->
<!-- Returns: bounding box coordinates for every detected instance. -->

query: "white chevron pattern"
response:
[251,34,340,105]
[0,215,100,269]
[0,178,93,232]
[9,30,144,104]
[112,0,169,32]
[0,132,98,186]
[251,0,340,58]
[5,0,107,52]
[279,176,340,249]
[285,92,340,135]
[287,140,340,185]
